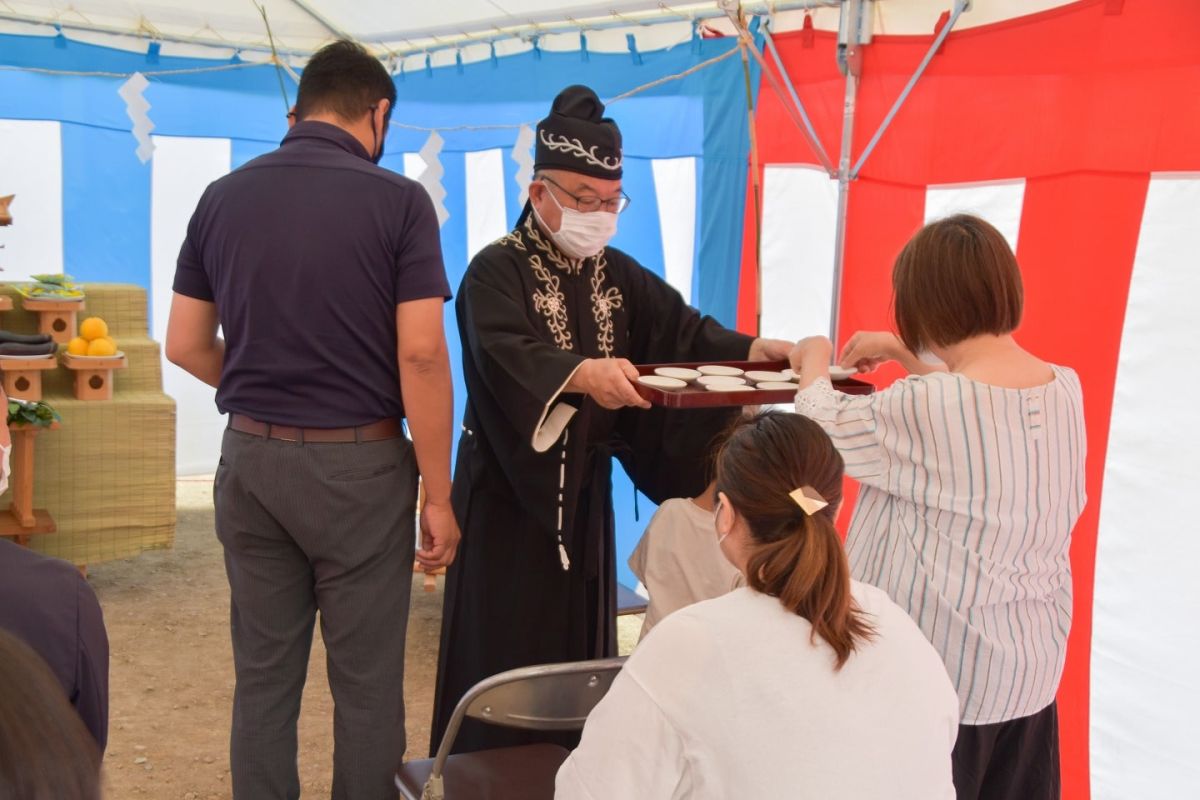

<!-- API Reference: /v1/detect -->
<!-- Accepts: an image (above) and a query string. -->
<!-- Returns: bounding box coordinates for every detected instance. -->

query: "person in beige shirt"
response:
[628,484,744,640]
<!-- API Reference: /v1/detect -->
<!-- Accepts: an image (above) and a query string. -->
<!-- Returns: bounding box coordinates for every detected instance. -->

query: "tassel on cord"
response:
[557,430,570,571]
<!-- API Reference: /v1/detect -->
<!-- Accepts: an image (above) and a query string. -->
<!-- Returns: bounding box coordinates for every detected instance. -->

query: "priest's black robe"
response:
[431,211,754,754]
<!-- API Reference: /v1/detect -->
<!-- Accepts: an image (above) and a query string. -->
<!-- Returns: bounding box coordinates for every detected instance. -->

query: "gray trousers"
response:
[215,427,417,800]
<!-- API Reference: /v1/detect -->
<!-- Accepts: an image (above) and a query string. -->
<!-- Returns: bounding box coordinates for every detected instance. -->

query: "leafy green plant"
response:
[7,398,60,428]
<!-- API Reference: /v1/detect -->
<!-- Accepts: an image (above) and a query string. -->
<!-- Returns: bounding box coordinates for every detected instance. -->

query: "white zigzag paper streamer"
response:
[512,124,535,206]
[417,131,449,227]
[118,72,155,164]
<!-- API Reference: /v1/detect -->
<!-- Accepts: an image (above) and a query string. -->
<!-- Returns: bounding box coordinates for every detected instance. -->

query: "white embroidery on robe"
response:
[518,215,624,357]
[495,229,527,252]
[529,257,573,352]
[590,252,624,358]
[525,216,583,276]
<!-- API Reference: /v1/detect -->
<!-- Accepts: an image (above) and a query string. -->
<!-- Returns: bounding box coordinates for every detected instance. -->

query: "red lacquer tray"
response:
[634,360,875,409]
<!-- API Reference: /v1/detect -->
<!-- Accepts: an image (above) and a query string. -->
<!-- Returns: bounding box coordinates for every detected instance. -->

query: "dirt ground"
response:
[89,478,641,799]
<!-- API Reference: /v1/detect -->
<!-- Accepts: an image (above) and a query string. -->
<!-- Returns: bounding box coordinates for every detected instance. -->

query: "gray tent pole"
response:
[830,0,971,348]
[829,0,868,348]
[852,0,971,178]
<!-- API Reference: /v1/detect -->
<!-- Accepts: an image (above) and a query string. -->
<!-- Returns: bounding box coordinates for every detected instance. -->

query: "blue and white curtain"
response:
[0,32,757,587]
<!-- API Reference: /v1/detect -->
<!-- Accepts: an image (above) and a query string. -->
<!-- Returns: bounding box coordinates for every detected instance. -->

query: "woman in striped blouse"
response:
[790,214,1086,800]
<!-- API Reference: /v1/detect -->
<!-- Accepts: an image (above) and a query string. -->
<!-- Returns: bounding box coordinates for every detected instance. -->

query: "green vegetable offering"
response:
[7,398,61,428]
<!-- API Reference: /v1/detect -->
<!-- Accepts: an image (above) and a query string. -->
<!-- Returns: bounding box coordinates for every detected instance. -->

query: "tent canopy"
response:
[0,1,1077,64]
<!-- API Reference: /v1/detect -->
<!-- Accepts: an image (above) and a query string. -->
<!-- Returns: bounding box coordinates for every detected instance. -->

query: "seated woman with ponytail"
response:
[555,411,958,799]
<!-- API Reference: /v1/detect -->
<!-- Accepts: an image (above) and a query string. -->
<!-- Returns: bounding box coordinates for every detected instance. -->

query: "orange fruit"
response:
[66,337,89,356]
[86,338,117,357]
[79,317,108,341]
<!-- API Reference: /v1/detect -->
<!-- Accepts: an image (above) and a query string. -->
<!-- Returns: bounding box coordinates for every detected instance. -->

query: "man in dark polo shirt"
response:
[166,40,459,800]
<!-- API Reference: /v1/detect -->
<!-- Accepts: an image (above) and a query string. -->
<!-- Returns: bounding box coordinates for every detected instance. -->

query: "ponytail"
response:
[716,411,874,670]
[742,512,872,669]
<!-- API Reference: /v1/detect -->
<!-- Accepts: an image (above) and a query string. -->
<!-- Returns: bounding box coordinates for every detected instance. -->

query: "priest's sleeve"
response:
[458,263,585,453]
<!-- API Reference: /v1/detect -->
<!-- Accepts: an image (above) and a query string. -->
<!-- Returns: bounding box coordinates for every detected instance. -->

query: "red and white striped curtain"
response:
[736,1,1200,796]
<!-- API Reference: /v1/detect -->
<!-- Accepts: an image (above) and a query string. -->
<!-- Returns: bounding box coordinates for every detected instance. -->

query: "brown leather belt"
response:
[229,414,402,443]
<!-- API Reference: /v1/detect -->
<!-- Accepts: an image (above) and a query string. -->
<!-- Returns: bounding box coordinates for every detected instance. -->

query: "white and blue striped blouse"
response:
[795,366,1087,725]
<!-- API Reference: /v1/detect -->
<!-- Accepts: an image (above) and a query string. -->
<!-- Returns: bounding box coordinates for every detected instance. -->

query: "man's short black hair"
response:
[294,39,396,122]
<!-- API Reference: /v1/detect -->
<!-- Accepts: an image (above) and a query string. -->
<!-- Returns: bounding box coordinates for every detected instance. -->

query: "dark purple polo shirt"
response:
[0,538,109,752]
[173,121,451,428]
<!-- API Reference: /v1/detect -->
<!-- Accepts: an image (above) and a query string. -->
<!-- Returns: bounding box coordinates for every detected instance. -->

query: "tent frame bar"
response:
[723,4,837,176]
[0,11,313,59]
[362,2,839,46]
[760,25,835,176]
[851,0,970,178]
[827,0,969,347]
[284,0,354,44]
[0,2,841,62]
[829,0,868,345]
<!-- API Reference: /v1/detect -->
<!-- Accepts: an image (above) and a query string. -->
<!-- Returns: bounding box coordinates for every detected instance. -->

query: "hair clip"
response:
[789,485,828,516]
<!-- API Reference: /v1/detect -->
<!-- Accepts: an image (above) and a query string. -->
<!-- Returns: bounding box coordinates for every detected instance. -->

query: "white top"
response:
[556,584,959,800]
[628,498,744,639]
[795,368,1087,724]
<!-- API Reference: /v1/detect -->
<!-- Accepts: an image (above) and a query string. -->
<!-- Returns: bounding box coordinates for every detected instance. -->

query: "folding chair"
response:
[397,657,627,800]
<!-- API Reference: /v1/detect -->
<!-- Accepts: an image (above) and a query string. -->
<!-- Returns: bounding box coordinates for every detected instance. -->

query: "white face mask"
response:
[537,185,618,260]
[714,498,731,546]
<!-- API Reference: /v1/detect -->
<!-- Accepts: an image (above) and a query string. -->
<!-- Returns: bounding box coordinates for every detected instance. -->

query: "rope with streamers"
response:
[0,31,741,134]
[0,61,262,78]
[389,45,739,134]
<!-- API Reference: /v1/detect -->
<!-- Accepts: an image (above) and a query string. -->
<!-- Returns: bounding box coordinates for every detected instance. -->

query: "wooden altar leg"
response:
[8,427,38,528]
[0,423,57,544]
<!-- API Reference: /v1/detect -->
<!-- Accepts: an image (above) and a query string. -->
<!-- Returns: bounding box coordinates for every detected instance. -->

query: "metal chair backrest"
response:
[427,657,627,789]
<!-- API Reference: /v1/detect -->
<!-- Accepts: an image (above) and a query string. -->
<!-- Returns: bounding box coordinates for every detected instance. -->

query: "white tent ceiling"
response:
[0,1,1077,65]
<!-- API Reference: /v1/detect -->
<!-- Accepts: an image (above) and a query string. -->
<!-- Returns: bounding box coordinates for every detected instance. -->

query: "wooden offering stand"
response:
[61,352,127,401]
[0,422,58,545]
[22,298,85,343]
[0,295,12,315]
[0,356,57,401]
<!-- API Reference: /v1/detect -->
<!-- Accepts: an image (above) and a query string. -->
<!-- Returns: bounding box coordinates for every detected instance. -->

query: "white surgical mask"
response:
[537,187,618,260]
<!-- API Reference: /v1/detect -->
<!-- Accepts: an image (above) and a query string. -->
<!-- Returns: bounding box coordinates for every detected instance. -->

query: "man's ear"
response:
[528,179,550,207]
[375,98,391,125]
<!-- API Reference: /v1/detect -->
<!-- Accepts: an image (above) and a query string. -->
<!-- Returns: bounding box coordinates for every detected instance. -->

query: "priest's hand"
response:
[417,499,461,570]
[569,358,652,410]
[748,337,793,362]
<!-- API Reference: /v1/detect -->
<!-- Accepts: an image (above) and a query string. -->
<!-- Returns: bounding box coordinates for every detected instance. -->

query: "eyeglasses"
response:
[539,174,631,214]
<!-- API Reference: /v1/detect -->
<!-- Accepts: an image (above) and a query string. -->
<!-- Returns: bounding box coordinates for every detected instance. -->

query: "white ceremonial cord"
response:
[0,43,738,131]
[0,61,265,78]
[388,46,739,133]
